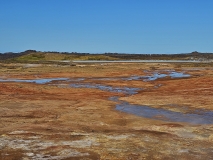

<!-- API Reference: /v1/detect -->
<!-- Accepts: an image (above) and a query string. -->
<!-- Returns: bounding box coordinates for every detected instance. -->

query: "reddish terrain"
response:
[0,62,213,160]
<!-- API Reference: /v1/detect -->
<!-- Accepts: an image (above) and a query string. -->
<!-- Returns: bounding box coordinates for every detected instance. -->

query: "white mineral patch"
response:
[70,132,90,136]
[25,152,34,157]
[61,138,99,148]
[9,130,30,134]
[57,149,89,157]
[0,136,96,159]
[105,134,131,140]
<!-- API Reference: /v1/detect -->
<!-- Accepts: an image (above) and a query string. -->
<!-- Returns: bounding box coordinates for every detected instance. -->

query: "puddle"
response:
[143,71,190,81]
[169,71,191,78]
[115,101,213,124]
[110,98,213,125]
[70,83,140,95]
[143,73,167,81]
[92,71,190,82]
[109,97,213,124]
[0,78,69,84]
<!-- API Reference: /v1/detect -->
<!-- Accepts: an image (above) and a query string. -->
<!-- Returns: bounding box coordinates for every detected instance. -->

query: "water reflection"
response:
[109,96,213,124]
[143,71,190,81]
[92,71,190,82]
[115,102,213,125]
[0,78,69,84]
[70,83,140,95]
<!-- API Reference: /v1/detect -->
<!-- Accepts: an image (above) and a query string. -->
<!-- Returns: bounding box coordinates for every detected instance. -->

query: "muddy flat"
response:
[0,62,213,160]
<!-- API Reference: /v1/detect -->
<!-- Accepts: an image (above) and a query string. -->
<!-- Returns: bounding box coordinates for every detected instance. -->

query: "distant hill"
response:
[0,50,119,62]
[0,50,213,62]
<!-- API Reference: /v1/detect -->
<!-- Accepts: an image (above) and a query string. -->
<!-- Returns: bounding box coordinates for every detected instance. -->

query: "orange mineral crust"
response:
[0,62,213,159]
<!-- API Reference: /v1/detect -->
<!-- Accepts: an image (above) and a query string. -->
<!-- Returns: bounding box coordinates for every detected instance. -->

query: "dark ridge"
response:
[0,50,213,61]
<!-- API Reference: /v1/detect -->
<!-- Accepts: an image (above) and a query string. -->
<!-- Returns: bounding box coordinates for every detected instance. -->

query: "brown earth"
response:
[0,62,213,160]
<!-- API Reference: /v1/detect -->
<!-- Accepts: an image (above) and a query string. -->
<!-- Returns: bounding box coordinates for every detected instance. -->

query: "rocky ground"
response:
[0,62,213,160]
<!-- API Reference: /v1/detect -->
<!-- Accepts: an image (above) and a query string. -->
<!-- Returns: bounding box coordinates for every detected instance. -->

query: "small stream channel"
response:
[1,70,212,124]
[114,97,213,124]
[0,78,69,84]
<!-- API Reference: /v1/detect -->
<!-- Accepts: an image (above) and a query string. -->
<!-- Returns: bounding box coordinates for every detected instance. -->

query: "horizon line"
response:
[1,50,211,55]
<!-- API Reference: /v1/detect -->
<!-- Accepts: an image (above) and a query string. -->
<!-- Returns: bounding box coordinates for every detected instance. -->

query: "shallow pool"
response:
[0,78,69,84]
[115,101,213,125]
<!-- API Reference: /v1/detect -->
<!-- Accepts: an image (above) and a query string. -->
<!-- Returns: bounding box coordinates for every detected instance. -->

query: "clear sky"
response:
[0,0,213,54]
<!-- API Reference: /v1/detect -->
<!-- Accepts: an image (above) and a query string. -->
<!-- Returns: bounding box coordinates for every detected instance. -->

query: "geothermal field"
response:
[0,61,213,159]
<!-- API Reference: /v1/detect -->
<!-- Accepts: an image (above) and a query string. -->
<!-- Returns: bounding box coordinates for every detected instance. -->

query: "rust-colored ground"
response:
[0,62,213,160]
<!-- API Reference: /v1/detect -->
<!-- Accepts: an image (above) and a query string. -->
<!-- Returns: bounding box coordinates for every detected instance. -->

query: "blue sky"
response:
[0,0,213,53]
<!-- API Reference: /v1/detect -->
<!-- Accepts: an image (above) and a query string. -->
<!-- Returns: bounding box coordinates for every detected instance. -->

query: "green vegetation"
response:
[0,50,213,63]
[12,52,118,62]
[15,52,45,61]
